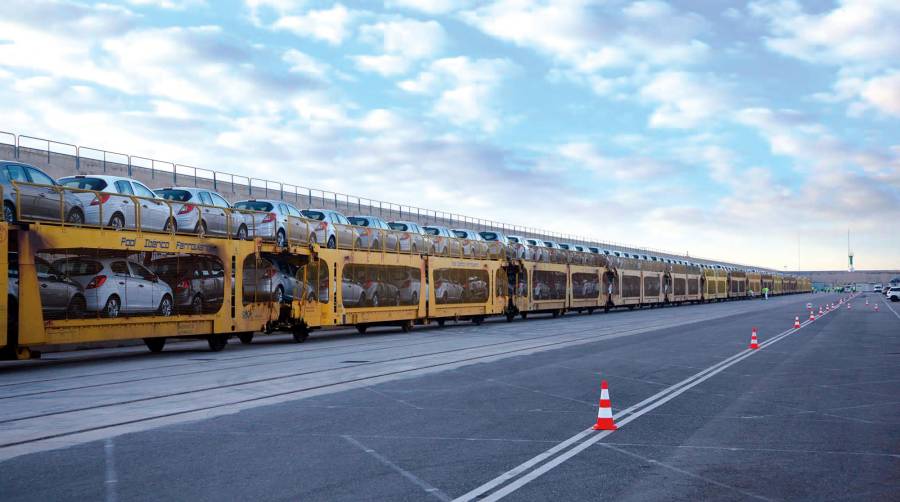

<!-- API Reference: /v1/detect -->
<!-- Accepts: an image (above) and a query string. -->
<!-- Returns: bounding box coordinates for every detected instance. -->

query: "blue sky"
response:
[0,0,897,269]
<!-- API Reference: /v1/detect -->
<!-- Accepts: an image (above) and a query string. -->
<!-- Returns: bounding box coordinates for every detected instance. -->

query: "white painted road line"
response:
[343,435,452,502]
[454,307,834,502]
[881,296,900,321]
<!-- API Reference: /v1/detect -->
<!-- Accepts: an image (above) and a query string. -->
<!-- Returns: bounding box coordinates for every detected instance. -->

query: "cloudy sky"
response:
[0,0,898,270]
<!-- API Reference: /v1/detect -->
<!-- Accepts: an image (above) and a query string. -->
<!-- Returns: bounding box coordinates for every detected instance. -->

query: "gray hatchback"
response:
[1,161,86,224]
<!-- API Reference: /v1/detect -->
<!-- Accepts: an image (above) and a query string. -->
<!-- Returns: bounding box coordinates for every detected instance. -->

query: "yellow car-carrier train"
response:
[0,183,810,360]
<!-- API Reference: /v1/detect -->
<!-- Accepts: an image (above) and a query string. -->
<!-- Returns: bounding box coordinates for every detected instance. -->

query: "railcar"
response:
[1,182,813,359]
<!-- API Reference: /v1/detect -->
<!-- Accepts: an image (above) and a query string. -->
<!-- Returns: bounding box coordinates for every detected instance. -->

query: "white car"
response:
[53,257,174,318]
[58,175,174,231]
[888,287,900,302]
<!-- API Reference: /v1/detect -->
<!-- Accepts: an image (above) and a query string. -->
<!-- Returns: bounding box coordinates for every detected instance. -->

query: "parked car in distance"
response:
[2,161,85,224]
[150,255,225,314]
[873,284,883,293]
[59,175,174,231]
[234,199,308,247]
[348,215,398,251]
[302,209,358,249]
[422,225,459,256]
[154,187,249,239]
[7,253,86,319]
[888,287,900,302]
[394,269,421,305]
[54,257,173,318]
[434,273,464,303]
[388,220,430,254]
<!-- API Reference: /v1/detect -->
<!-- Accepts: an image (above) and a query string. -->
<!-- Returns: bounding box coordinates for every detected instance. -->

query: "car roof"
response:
[61,174,141,182]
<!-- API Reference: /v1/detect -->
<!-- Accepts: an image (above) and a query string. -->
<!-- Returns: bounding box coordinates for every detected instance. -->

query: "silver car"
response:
[302,209,359,249]
[154,187,249,239]
[506,235,533,260]
[7,253,87,319]
[348,215,399,251]
[2,161,86,225]
[451,228,485,257]
[58,175,174,231]
[388,220,430,254]
[234,199,310,247]
[242,255,299,304]
[422,225,460,256]
[525,238,546,261]
[54,257,174,318]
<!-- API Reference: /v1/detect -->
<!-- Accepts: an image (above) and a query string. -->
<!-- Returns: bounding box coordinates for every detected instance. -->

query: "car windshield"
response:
[481,232,499,241]
[423,227,440,235]
[154,189,192,202]
[149,260,182,277]
[348,217,369,226]
[302,210,326,221]
[54,259,103,276]
[452,230,468,238]
[59,177,108,191]
[389,223,409,231]
[234,201,273,212]
[508,236,520,243]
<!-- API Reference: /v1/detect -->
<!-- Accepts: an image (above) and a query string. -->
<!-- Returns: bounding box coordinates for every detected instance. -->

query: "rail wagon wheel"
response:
[238,332,254,344]
[103,295,121,318]
[400,320,413,333]
[143,337,166,353]
[472,316,484,325]
[356,325,368,334]
[437,319,446,327]
[207,334,228,351]
[292,324,309,343]
[108,213,126,230]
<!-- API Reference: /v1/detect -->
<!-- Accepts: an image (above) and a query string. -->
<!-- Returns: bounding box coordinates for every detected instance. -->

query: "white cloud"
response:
[353,18,446,76]
[640,72,730,129]
[283,48,332,81]
[558,142,673,180]
[462,0,709,88]
[384,0,467,15]
[128,0,206,9]
[272,4,357,45]
[399,57,519,131]
[750,0,900,66]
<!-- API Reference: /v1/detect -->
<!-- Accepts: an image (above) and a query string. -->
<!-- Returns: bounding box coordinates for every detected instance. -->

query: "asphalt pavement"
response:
[1,292,897,501]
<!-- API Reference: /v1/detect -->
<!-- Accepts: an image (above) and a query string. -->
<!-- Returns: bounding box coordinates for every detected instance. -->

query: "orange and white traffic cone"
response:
[793,316,801,329]
[819,306,823,315]
[749,328,759,350]
[592,380,618,431]
[809,311,815,321]
[847,302,851,310]
[874,304,879,312]
[865,298,869,305]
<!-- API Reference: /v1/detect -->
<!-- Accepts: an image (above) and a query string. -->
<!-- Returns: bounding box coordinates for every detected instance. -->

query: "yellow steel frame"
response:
[527,261,569,312]
[568,263,607,310]
[428,255,503,320]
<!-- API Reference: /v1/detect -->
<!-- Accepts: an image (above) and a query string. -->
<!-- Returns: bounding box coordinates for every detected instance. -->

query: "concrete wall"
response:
[795,270,900,285]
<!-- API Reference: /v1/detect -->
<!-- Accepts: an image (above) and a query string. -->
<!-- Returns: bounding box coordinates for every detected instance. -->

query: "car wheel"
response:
[4,202,17,224]
[411,244,418,254]
[190,294,203,315]
[370,293,379,307]
[195,220,207,237]
[237,225,248,240]
[238,332,254,344]
[355,238,362,249]
[411,293,418,306]
[158,295,173,317]
[66,208,84,225]
[103,295,120,318]
[273,286,284,304]
[143,337,166,353]
[371,239,380,250]
[327,236,336,249]
[108,213,125,230]
[67,295,85,319]
[207,334,228,352]
[164,218,176,232]
[276,229,286,247]
[440,292,448,304]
